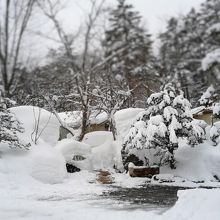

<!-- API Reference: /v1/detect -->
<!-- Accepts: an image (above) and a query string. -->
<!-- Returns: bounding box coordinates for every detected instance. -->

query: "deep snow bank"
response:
[56,133,123,171]
[10,106,60,146]
[0,106,67,184]
[30,141,67,184]
[163,189,220,220]
[160,142,220,182]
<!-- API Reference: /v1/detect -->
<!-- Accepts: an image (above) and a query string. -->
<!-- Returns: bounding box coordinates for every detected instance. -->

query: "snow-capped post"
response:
[0,91,30,149]
[122,82,204,170]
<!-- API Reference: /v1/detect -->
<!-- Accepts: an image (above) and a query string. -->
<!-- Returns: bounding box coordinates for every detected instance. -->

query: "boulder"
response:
[129,163,159,178]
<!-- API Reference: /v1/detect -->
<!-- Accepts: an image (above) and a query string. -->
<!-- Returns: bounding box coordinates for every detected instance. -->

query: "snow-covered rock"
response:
[55,139,92,171]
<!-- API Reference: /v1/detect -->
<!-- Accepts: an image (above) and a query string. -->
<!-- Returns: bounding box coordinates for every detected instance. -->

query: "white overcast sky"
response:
[28,0,205,64]
[127,0,204,35]
[58,0,205,36]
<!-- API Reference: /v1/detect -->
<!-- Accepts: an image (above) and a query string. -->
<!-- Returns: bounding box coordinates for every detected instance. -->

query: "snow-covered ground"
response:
[1,164,220,220]
[1,106,220,219]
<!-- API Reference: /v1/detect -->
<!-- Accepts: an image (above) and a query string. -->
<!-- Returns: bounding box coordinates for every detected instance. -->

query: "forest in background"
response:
[0,0,220,112]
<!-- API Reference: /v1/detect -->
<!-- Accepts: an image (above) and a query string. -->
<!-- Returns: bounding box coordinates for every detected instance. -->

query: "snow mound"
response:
[30,142,67,184]
[55,139,92,170]
[91,140,123,171]
[161,142,220,182]
[83,131,114,147]
[115,108,144,139]
[10,106,60,146]
[164,189,220,220]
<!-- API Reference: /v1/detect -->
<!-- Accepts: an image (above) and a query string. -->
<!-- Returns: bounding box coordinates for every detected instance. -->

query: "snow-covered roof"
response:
[89,111,108,125]
[58,111,109,127]
[191,106,213,115]
[191,106,206,115]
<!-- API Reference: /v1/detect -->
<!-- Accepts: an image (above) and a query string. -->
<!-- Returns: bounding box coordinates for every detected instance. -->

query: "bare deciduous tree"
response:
[92,74,131,140]
[37,0,107,141]
[81,0,106,72]
[0,0,36,96]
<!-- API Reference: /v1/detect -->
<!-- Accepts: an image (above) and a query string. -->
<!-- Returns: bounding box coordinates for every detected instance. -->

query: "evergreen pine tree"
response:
[200,0,220,92]
[103,0,153,79]
[159,0,220,105]
[0,92,29,149]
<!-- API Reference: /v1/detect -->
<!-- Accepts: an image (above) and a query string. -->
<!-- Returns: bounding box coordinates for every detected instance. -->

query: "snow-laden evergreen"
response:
[209,102,220,146]
[213,102,220,117]
[103,0,153,76]
[122,83,204,169]
[0,92,29,149]
[159,0,220,104]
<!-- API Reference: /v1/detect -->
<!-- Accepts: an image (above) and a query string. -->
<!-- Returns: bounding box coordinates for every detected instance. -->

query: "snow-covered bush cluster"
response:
[213,102,220,118]
[122,83,204,169]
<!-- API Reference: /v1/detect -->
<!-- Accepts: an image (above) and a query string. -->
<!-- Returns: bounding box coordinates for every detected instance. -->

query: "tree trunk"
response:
[79,109,88,141]
[109,112,117,141]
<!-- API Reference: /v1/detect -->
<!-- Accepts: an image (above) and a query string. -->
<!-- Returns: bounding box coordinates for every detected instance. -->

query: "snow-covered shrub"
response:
[0,92,29,149]
[209,124,220,146]
[122,83,204,169]
[213,102,220,118]
[198,85,217,107]
[208,103,220,146]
